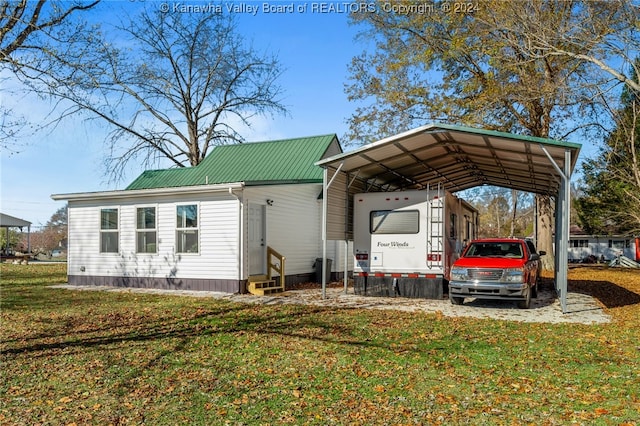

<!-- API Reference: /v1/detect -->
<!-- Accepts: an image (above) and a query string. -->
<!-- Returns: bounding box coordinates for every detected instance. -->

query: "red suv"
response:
[448,238,545,309]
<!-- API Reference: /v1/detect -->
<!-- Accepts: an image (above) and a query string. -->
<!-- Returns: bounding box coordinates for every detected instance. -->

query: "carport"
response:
[0,212,32,255]
[316,123,581,313]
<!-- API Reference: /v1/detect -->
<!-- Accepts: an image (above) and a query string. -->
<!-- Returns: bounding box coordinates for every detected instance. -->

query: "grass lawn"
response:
[1,263,639,425]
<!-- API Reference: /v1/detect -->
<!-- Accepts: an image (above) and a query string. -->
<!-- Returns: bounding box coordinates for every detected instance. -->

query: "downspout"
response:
[229,187,243,293]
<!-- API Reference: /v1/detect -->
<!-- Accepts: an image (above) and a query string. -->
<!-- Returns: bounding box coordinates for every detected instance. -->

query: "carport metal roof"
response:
[316,123,581,313]
[316,123,581,196]
[1,213,32,254]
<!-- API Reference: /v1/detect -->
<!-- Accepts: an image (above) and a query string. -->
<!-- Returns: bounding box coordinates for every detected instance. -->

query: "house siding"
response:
[244,184,353,284]
[245,184,325,277]
[66,191,242,291]
[568,236,637,262]
[65,183,354,293]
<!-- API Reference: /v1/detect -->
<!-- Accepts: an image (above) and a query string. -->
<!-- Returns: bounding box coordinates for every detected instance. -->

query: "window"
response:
[450,213,457,238]
[100,208,119,253]
[176,205,198,253]
[370,210,419,234]
[465,242,523,258]
[136,207,157,253]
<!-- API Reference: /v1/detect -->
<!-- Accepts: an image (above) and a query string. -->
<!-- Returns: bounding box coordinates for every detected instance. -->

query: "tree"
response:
[1,228,22,253]
[468,187,534,238]
[0,0,99,66]
[511,0,640,95]
[0,0,99,151]
[21,205,67,257]
[346,0,638,270]
[576,61,640,234]
[21,7,287,182]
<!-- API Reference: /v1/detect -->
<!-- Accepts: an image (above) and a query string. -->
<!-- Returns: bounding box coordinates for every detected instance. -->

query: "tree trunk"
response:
[536,194,555,271]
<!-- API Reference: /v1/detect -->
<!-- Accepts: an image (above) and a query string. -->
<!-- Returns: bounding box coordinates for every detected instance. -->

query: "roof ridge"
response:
[225,133,336,146]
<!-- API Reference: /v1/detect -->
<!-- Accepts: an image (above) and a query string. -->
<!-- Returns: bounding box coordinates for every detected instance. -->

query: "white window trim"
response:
[99,207,120,254]
[135,205,158,254]
[176,203,200,255]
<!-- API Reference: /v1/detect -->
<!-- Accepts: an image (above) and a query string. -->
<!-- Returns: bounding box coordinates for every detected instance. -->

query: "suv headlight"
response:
[451,267,468,281]
[502,268,524,283]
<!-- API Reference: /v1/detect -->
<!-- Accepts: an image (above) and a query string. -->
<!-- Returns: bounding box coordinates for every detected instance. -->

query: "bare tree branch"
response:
[15,7,287,183]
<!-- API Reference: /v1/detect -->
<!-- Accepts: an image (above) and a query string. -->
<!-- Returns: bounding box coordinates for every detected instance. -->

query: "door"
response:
[248,203,266,276]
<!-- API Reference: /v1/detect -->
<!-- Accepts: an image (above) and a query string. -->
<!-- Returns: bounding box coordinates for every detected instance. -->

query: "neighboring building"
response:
[52,135,352,293]
[568,226,639,262]
[0,213,32,255]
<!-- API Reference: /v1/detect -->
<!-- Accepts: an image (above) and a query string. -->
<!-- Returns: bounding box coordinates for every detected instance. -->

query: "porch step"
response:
[247,276,284,296]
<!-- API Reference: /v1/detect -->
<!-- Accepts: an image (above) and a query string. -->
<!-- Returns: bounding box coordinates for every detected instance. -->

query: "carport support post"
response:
[557,149,571,313]
[322,167,328,299]
[541,145,571,314]
[321,164,343,299]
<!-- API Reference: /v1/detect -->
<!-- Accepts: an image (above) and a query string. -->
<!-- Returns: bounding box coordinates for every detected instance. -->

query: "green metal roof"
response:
[126,134,340,190]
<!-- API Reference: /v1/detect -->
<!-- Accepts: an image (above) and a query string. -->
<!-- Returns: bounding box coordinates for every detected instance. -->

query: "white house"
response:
[568,227,639,263]
[52,135,352,293]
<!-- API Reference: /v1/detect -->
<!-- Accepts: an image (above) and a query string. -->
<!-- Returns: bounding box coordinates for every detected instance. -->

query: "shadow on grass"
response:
[0,299,389,358]
[538,273,640,309]
[568,279,640,309]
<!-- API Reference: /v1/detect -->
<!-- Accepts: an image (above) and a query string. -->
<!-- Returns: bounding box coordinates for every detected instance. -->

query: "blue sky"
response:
[1,1,603,228]
[1,1,367,227]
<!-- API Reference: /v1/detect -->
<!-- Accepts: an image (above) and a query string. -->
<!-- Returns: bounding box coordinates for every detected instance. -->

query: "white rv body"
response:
[353,189,477,299]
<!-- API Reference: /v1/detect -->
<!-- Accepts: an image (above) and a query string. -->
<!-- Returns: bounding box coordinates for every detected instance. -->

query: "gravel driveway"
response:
[52,284,611,325]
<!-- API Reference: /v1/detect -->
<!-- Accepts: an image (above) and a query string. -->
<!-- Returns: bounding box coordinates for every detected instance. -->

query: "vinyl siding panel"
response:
[245,184,322,276]
[66,192,241,281]
[244,183,353,277]
[66,182,352,289]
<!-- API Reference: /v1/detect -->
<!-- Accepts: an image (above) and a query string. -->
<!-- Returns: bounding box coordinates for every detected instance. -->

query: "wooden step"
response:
[247,278,283,295]
[249,274,269,281]
[250,280,276,289]
[249,286,284,296]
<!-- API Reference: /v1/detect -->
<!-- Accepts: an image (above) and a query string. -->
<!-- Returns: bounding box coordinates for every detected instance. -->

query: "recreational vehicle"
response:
[353,189,477,299]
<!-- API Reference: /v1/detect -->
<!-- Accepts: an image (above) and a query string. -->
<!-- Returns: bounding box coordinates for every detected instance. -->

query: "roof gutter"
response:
[51,182,246,202]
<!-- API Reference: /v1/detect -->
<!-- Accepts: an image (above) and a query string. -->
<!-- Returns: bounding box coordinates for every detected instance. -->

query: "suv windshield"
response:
[464,242,523,258]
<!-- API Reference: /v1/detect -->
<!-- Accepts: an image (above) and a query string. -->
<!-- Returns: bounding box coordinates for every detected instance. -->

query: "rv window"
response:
[370,210,419,234]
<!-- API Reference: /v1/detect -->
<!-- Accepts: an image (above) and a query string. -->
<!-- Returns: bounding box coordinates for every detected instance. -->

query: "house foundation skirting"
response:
[67,275,244,294]
[67,271,350,294]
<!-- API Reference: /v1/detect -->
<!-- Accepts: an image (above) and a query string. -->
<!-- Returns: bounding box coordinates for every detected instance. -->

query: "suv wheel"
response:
[517,289,531,309]
[531,283,538,299]
[450,295,464,305]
